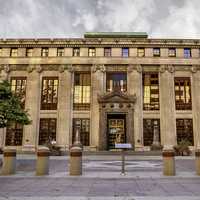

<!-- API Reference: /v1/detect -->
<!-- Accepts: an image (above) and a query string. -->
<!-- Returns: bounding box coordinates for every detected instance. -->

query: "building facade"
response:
[0,32,200,152]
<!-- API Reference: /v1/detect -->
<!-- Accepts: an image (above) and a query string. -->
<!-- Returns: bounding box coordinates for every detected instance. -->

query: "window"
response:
[88,48,95,57]
[73,48,80,57]
[106,72,127,92]
[57,48,64,57]
[6,123,23,146]
[73,73,91,110]
[143,119,160,146]
[26,48,33,57]
[39,118,57,145]
[0,48,2,56]
[41,77,58,110]
[11,77,27,108]
[73,119,90,146]
[122,47,129,57]
[137,48,145,57]
[174,77,192,110]
[143,73,159,110]
[104,47,111,57]
[41,48,49,57]
[153,48,160,57]
[10,48,18,57]
[184,48,191,58]
[176,119,194,145]
[168,48,176,57]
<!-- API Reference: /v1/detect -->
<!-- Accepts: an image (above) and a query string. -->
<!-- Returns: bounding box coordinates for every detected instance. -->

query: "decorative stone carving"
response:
[136,65,142,73]
[127,65,134,73]
[92,64,106,73]
[159,65,166,73]
[0,65,10,81]
[36,65,42,73]
[191,66,198,73]
[58,65,65,73]
[167,65,175,73]
[66,64,74,73]
[27,65,34,73]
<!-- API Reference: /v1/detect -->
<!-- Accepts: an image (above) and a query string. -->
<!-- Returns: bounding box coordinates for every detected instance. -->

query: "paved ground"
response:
[0,155,200,200]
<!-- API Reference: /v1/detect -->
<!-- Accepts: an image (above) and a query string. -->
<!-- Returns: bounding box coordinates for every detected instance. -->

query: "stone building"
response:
[0,32,200,152]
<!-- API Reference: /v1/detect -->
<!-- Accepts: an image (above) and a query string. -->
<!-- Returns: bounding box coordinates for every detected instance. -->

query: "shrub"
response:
[174,139,191,156]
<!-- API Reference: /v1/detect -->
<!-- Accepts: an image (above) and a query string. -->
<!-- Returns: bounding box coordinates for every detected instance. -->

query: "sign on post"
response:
[115,143,132,175]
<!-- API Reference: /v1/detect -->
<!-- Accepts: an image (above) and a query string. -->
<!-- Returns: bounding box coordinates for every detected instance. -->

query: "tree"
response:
[0,80,31,128]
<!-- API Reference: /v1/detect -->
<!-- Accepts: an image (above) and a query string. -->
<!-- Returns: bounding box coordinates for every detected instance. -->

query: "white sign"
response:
[115,143,132,149]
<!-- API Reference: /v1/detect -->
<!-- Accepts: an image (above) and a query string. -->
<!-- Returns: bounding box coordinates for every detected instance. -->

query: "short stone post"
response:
[162,147,175,176]
[69,126,83,176]
[1,147,16,175]
[195,148,200,175]
[36,147,50,176]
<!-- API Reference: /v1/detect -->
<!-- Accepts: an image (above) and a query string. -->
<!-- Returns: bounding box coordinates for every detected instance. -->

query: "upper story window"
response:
[184,48,191,58]
[153,48,160,57]
[41,77,58,110]
[168,48,176,57]
[137,48,145,57]
[10,48,18,57]
[122,47,129,57]
[0,48,2,57]
[106,72,127,92]
[104,47,112,57]
[57,48,64,57]
[41,48,49,57]
[73,48,80,57]
[73,72,91,110]
[174,77,192,110]
[88,48,95,57]
[11,77,27,108]
[26,48,33,57]
[143,73,159,110]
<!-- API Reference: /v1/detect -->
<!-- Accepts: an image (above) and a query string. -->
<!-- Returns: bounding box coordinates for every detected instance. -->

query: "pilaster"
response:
[22,65,41,152]
[191,66,200,147]
[57,65,72,151]
[128,65,143,150]
[91,65,104,150]
[159,65,176,149]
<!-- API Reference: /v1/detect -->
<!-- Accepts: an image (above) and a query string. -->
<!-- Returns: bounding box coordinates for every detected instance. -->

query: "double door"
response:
[107,114,126,150]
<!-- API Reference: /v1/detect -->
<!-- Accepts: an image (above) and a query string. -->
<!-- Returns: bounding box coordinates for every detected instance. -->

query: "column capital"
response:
[66,64,74,73]
[191,65,200,73]
[92,64,106,73]
[0,65,10,81]
[128,64,142,73]
[159,65,175,73]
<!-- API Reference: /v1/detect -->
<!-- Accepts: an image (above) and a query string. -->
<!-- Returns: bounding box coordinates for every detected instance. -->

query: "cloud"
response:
[0,0,199,38]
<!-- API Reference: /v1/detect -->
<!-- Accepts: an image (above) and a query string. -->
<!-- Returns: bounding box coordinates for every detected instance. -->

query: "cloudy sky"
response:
[0,0,199,39]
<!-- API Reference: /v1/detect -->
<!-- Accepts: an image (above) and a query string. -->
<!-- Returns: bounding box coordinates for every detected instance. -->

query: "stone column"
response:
[57,65,72,151]
[159,65,176,176]
[91,65,105,150]
[159,65,176,148]
[0,65,10,150]
[128,65,143,151]
[191,67,200,148]
[191,66,200,164]
[22,65,41,152]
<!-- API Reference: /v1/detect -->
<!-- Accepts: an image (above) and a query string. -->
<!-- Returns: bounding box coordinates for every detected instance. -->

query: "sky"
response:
[0,0,199,39]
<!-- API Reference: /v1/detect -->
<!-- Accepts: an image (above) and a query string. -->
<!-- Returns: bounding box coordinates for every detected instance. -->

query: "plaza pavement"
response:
[0,154,200,200]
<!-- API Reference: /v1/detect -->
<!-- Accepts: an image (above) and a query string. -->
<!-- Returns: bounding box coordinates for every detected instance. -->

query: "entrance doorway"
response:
[107,114,126,150]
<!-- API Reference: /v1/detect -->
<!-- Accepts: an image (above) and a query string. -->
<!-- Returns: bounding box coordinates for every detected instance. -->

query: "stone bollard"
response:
[195,148,200,175]
[1,147,16,175]
[70,146,82,176]
[162,148,175,176]
[36,147,50,176]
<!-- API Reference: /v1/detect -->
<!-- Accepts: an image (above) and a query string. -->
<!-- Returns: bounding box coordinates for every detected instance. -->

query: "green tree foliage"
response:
[0,80,31,128]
